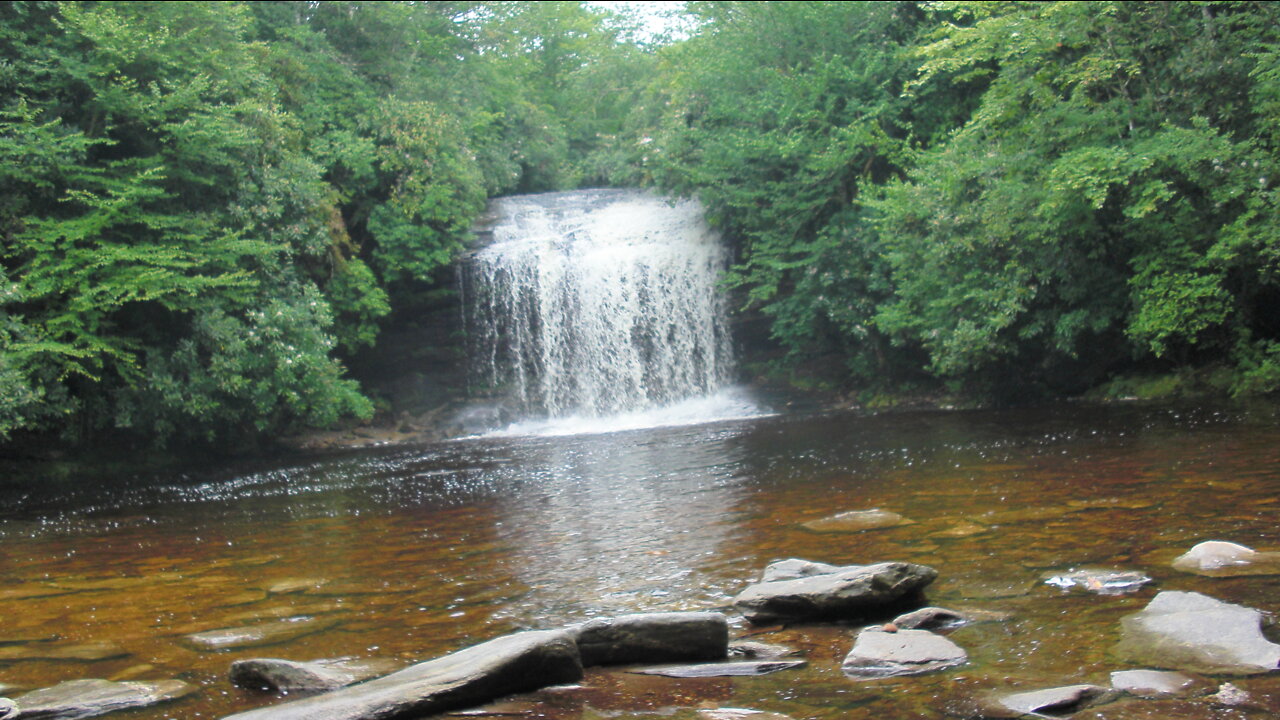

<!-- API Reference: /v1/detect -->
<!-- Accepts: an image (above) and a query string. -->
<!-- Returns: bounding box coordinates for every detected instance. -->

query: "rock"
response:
[698,709,794,720]
[801,509,913,533]
[930,521,989,539]
[1109,669,1206,697]
[1042,569,1152,595]
[266,578,328,594]
[1171,541,1280,577]
[230,657,402,692]
[759,559,850,582]
[993,684,1117,717]
[727,641,797,659]
[891,607,969,630]
[570,612,728,666]
[841,627,966,678]
[13,678,193,720]
[1211,682,1250,706]
[628,660,806,677]
[733,561,937,624]
[220,629,582,720]
[185,616,338,651]
[1114,591,1280,675]
[0,642,128,663]
[0,699,15,719]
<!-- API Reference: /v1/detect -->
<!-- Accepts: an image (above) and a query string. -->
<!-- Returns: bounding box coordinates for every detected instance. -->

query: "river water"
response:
[2,401,1280,718]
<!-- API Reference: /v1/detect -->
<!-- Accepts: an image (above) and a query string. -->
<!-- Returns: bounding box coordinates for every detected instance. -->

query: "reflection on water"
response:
[1,402,1280,719]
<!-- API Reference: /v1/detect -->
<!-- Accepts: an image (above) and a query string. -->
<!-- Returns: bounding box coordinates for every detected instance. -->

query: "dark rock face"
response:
[570,612,728,667]
[733,562,937,624]
[220,629,583,720]
[841,627,966,678]
[230,657,401,692]
[992,684,1117,717]
[628,660,806,678]
[1114,591,1280,675]
[758,559,851,583]
[12,678,193,720]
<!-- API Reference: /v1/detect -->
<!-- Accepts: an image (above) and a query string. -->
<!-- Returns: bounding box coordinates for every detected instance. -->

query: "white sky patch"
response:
[589,1,698,44]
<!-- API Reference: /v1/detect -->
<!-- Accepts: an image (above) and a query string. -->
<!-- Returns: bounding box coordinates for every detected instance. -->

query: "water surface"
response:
[2,401,1279,718]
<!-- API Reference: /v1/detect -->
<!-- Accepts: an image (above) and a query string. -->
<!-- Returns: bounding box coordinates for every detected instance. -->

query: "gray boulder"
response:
[220,629,582,720]
[12,678,193,720]
[841,627,966,678]
[758,559,851,583]
[991,684,1117,717]
[570,612,728,666]
[230,657,401,692]
[734,561,937,624]
[0,699,15,720]
[1171,540,1280,577]
[1114,590,1280,674]
[891,606,968,630]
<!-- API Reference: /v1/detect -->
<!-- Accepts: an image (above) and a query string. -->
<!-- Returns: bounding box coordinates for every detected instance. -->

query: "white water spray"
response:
[462,189,758,435]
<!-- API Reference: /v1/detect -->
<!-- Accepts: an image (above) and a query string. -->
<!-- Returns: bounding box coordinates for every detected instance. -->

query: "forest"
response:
[2,0,1278,452]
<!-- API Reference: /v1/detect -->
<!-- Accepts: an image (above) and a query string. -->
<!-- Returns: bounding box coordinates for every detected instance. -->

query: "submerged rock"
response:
[727,641,797,659]
[842,627,966,678]
[13,678,193,720]
[891,607,969,631]
[1171,541,1280,577]
[801,509,913,533]
[569,612,728,666]
[629,660,806,678]
[758,559,851,583]
[698,709,794,720]
[185,616,338,651]
[1114,590,1280,675]
[734,561,937,624]
[1042,569,1152,595]
[220,629,583,720]
[991,684,1117,717]
[230,657,402,692]
[1109,669,1208,697]
[0,642,128,663]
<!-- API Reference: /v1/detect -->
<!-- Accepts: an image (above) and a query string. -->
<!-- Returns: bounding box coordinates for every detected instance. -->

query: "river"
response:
[2,400,1279,718]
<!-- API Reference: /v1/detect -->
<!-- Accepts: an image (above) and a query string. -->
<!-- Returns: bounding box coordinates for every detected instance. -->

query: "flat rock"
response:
[930,521,989,539]
[1114,591,1280,675]
[628,660,806,678]
[1109,670,1207,697]
[842,627,966,678]
[734,561,937,624]
[221,629,582,720]
[891,607,969,630]
[0,699,14,719]
[185,616,338,651]
[266,578,328,594]
[0,642,128,663]
[759,559,851,582]
[1171,541,1280,577]
[570,612,727,667]
[13,678,193,720]
[1042,569,1152,595]
[727,641,797,659]
[993,684,1118,717]
[698,709,794,720]
[230,657,402,692]
[801,509,913,533]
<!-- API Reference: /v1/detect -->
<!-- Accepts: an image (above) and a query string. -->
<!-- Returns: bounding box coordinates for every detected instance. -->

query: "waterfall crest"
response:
[462,189,758,435]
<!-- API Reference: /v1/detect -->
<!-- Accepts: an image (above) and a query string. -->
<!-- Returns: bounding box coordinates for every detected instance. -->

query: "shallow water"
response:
[2,401,1280,718]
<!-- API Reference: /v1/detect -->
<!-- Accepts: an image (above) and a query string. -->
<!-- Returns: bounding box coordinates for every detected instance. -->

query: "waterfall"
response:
[461,189,758,435]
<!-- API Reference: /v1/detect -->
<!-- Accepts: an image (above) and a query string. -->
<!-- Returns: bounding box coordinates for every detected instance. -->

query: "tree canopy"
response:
[3,1,1278,452]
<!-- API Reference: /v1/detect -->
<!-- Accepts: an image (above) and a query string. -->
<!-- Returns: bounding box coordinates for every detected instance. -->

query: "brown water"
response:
[2,401,1279,719]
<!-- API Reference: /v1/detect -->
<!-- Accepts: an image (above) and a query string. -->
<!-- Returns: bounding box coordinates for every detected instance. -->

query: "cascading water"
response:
[461,189,759,435]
